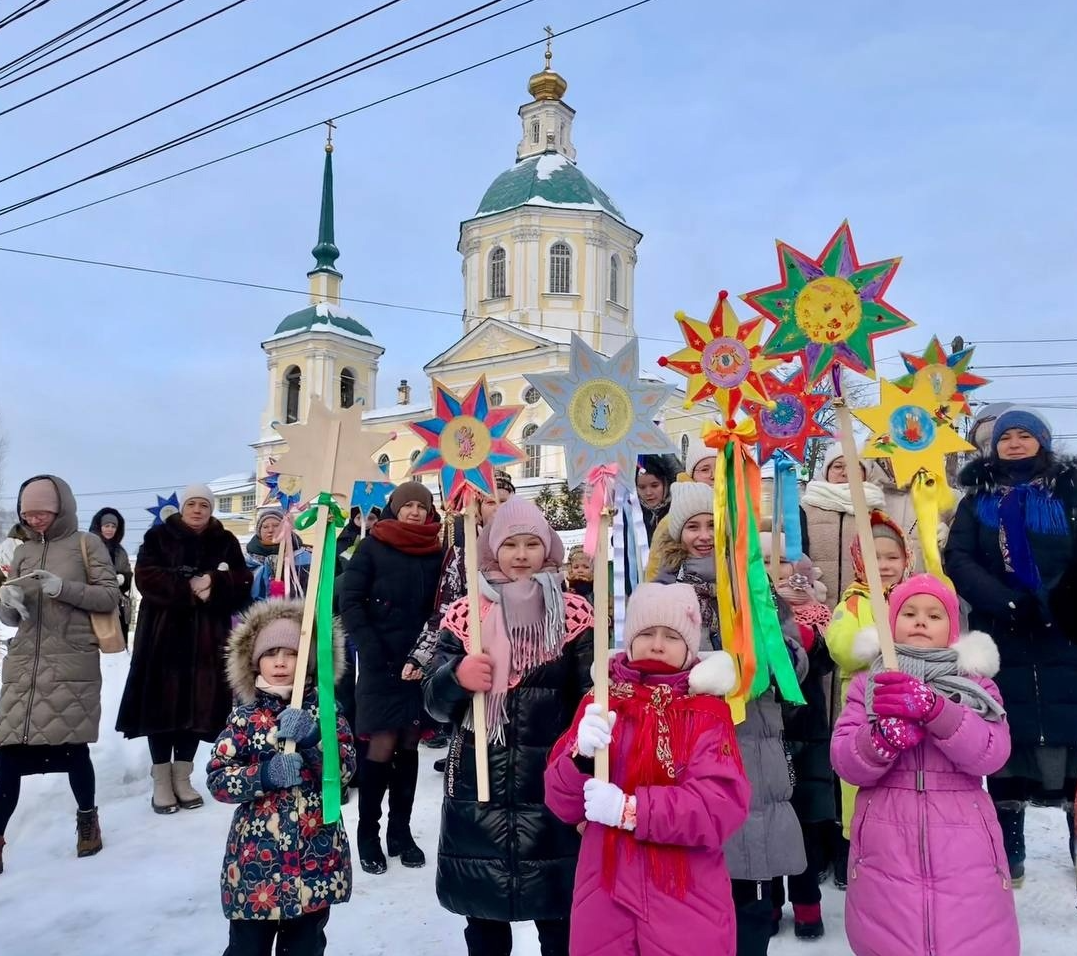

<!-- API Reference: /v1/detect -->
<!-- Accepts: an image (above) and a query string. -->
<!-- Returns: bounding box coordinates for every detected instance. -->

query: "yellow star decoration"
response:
[273,398,393,503]
[852,377,974,489]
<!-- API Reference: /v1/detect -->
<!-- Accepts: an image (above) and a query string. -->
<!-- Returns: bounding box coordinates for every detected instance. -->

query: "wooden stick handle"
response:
[769,467,783,583]
[592,510,612,783]
[284,503,329,754]
[834,401,899,670]
[463,499,490,803]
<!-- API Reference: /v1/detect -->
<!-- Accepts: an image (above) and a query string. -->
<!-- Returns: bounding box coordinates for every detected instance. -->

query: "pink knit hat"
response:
[488,496,553,557]
[251,616,302,665]
[623,582,703,664]
[887,574,960,646]
[20,478,60,514]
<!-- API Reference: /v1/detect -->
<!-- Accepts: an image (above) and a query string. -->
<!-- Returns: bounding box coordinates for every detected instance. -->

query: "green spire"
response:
[309,132,341,277]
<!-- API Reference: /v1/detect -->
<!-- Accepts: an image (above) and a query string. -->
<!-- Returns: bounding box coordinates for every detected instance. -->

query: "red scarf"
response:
[371,517,442,556]
[585,655,741,900]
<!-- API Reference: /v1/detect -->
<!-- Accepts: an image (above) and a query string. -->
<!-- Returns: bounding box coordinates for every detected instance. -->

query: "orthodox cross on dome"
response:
[544,25,554,68]
[324,118,336,153]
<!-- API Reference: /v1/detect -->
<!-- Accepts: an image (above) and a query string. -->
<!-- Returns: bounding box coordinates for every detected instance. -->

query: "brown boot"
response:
[151,763,179,814]
[76,808,102,858]
[171,761,204,810]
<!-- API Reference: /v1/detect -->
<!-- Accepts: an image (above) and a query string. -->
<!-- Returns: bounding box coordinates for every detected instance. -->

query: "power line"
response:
[0,0,413,187]
[0,0,53,32]
[0,0,657,236]
[0,0,534,215]
[0,0,230,110]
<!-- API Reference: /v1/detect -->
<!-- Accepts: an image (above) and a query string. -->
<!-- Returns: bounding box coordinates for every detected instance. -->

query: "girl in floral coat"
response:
[207,600,356,955]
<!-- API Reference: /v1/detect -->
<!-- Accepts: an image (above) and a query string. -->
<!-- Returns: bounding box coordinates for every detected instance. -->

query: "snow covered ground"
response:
[0,655,1074,954]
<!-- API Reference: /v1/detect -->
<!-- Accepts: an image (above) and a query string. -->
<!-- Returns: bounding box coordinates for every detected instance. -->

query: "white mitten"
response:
[27,569,62,597]
[0,584,28,621]
[576,703,616,758]
[583,778,632,829]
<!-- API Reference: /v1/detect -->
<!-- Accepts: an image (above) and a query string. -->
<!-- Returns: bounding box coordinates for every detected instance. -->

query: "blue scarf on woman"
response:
[974,456,1069,591]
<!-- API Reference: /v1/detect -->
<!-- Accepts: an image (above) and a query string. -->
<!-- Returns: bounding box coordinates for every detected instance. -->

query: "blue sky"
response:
[1,0,1074,534]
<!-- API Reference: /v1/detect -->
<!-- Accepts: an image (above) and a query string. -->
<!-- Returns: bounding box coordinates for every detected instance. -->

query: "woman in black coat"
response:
[424,496,593,956]
[339,482,442,874]
[116,484,251,815]
[944,407,1077,881]
[89,507,133,640]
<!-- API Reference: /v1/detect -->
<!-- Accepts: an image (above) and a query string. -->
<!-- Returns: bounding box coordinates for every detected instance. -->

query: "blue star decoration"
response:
[351,478,395,513]
[524,334,676,490]
[147,492,180,526]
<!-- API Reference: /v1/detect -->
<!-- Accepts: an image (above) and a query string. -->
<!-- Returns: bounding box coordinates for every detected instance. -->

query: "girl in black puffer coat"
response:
[425,497,593,956]
[339,483,442,875]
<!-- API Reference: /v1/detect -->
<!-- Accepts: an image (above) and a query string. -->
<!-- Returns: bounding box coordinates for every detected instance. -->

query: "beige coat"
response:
[0,476,119,746]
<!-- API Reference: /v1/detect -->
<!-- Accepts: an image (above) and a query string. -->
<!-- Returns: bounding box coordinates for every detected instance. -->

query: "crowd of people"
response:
[0,402,1075,955]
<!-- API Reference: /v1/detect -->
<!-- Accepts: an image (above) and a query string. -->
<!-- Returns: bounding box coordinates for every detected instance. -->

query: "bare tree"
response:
[804,370,877,478]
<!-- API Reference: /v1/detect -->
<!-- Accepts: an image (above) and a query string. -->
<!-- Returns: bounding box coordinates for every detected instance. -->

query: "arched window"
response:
[409,449,421,466]
[531,120,540,144]
[549,241,571,294]
[489,391,503,407]
[284,366,301,424]
[522,424,541,479]
[680,434,690,464]
[489,246,506,299]
[609,254,620,303]
[377,454,390,476]
[523,385,541,405]
[340,368,356,409]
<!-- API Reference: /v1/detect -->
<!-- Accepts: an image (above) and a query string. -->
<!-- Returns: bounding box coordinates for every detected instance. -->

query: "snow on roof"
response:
[208,473,256,495]
[535,153,570,180]
[362,402,433,422]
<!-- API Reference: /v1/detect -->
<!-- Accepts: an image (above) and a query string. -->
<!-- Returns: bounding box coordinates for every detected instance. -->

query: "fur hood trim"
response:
[226,599,346,705]
[689,650,738,697]
[850,626,1000,678]
[648,520,688,577]
[851,626,882,667]
[957,454,1077,492]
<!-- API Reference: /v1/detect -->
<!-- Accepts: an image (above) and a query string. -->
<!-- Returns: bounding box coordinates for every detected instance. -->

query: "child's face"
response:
[258,647,298,685]
[894,594,951,648]
[630,625,689,669]
[691,458,716,486]
[681,514,715,558]
[874,537,907,587]
[479,488,511,526]
[568,555,593,580]
[636,472,667,508]
[497,533,546,580]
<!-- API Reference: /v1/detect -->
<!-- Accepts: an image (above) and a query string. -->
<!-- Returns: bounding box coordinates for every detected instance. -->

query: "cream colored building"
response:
[250,54,712,509]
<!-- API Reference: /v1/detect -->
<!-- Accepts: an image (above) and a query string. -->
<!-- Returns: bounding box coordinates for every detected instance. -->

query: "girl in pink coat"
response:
[544,582,751,956]
[831,574,1020,956]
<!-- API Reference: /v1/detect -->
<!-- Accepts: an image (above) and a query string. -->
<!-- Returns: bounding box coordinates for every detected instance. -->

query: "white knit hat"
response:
[819,444,865,481]
[180,483,215,511]
[684,439,717,480]
[666,481,714,542]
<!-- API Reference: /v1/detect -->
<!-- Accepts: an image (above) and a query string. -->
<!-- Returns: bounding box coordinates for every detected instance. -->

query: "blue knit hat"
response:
[992,406,1052,453]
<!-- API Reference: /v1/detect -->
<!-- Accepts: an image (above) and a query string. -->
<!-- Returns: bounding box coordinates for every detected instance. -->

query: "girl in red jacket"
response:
[544,582,751,956]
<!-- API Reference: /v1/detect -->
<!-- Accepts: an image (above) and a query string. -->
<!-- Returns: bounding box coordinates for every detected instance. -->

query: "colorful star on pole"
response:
[524,334,675,490]
[408,377,525,507]
[742,369,832,464]
[742,221,914,384]
[261,462,303,510]
[852,377,974,488]
[147,492,179,526]
[658,289,781,419]
[892,335,988,417]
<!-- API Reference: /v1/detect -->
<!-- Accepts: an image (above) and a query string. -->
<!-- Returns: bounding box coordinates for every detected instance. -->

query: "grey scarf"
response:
[865,645,1005,722]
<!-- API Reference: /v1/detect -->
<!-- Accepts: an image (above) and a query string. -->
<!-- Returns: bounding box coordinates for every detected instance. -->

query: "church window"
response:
[378,454,391,475]
[489,246,507,299]
[409,450,421,465]
[558,121,564,143]
[489,390,504,407]
[609,254,620,303]
[241,492,256,513]
[531,120,540,144]
[284,366,301,424]
[681,434,690,463]
[340,368,356,409]
[523,424,541,479]
[524,386,541,405]
[549,241,572,294]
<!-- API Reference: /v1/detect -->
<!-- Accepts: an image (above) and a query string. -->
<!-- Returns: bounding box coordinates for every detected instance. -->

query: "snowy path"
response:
[0,656,1073,954]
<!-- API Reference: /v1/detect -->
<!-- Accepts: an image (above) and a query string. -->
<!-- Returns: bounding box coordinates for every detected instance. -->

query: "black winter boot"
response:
[995,800,1026,886]
[357,759,391,875]
[387,749,425,868]
[1064,801,1075,865]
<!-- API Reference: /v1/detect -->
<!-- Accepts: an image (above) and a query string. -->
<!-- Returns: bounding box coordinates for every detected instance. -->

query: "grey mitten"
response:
[27,569,62,597]
[261,752,304,790]
[278,707,319,748]
[0,584,28,621]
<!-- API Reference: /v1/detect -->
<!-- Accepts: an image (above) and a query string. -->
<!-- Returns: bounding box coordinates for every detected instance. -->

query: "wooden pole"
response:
[592,509,612,783]
[833,398,899,670]
[769,466,783,583]
[463,496,491,802]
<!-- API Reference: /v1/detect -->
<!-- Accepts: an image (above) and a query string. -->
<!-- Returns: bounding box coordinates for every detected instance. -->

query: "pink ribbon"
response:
[583,464,618,557]
[269,511,302,600]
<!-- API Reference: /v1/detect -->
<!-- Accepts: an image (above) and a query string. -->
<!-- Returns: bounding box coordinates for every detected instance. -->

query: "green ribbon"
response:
[730,478,806,705]
[295,493,347,824]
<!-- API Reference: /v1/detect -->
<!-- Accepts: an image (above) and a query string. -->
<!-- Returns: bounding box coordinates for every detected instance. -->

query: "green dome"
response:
[272,302,372,340]
[474,152,624,221]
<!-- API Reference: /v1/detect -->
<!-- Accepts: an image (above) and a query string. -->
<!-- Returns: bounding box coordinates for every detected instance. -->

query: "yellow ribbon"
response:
[910,469,953,588]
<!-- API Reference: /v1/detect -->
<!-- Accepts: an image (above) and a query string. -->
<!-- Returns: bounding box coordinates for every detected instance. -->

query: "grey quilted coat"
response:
[0,475,119,746]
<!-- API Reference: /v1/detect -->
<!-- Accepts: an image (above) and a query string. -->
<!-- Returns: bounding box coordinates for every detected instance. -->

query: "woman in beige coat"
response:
[0,476,119,874]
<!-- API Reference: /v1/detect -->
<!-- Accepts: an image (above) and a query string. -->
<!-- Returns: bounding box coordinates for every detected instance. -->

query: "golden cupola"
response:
[527,27,568,100]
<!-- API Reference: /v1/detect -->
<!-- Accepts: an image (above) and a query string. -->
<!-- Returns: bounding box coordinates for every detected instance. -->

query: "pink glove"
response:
[871,671,940,721]
[456,653,494,692]
[870,717,925,759]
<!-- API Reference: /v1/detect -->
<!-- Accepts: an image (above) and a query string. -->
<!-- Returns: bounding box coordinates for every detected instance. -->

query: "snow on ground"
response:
[1,655,1074,954]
